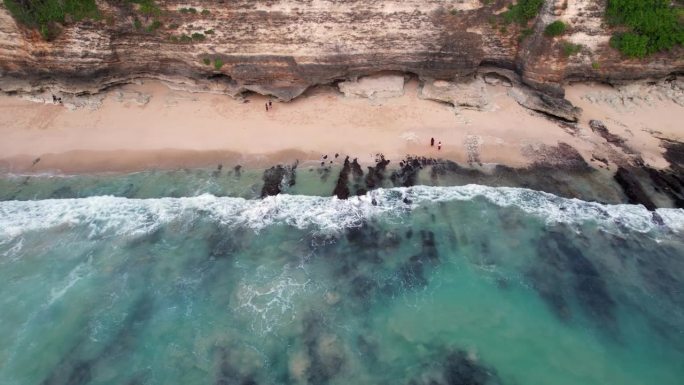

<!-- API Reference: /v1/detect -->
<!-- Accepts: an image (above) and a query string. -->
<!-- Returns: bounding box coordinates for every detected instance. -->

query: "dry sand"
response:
[0,79,681,173]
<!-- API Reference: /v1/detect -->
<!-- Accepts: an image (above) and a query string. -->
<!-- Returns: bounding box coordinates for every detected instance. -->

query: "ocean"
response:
[0,165,683,385]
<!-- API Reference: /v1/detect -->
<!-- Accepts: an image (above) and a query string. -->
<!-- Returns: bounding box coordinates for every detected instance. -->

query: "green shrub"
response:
[191,32,205,41]
[201,9,211,16]
[133,18,142,30]
[169,23,179,29]
[128,0,160,16]
[561,41,582,57]
[592,61,601,70]
[179,7,198,15]
[503,0,544,25]
[610,33,650,58]
[204,29,215,35]
[214,58,224,70]
[544,21,566,37]
[3,0,99,39]
[179,34,192,43]
[203,58,211,65]
[606,0,684,57]
[146,19,162,32]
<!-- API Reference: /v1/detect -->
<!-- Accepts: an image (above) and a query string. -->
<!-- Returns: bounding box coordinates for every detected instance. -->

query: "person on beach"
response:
[265,102,269,111]
[431,137,435,147]
[269,100,273,108]
[438,141,442,150]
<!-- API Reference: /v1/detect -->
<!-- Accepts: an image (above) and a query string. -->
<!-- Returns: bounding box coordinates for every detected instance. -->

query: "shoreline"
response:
[0,76,682,176]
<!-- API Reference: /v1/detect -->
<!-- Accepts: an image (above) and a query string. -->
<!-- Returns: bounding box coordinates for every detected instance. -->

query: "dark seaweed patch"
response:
[214,347,258,385]
[396,230,440,290]
[41,295,154,385]
[408,349,501,385]
[355,335,378,363]
[556,239,616,326]
[50,186,76,199]
[530,230,616,330]
[207,228,243,260]
[301,315,345,385]
[350,275,378,301]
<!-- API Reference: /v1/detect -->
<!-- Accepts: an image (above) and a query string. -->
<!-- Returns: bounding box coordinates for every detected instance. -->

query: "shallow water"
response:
[0,171,683,385]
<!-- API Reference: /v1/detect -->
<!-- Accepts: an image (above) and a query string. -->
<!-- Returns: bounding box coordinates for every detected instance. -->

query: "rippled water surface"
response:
[0,170,683,385]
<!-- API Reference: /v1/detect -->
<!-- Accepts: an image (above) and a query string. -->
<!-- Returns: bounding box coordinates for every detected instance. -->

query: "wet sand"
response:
[0,79,681,173]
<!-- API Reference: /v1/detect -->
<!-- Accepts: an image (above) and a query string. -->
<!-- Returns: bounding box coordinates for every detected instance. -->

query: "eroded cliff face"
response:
[0,0,682,101]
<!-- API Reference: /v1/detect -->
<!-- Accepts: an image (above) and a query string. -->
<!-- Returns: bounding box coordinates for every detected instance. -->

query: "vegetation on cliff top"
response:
[503,0,544,26]
[3,0,99,39]
[544,20,566,37]
[607,0,684,58]
[3,0,165,39]
[127,0,160,16]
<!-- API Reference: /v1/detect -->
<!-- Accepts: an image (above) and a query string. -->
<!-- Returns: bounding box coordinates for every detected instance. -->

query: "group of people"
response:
[265,100,273,111]
[430,137,442,150]
[51,94,62,104]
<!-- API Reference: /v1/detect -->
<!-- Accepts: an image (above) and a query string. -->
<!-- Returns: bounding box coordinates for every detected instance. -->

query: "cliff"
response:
[0,0,682,102]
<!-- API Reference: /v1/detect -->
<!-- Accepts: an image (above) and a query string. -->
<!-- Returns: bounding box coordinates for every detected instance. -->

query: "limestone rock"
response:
[508,87,582,122]
[338,75,405,99]
[115,90,151,106]
[419,77,489,110]
[0,0,682,101]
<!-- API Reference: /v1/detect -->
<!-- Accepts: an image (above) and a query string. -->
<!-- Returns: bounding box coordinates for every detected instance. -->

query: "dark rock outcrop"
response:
[614,167,657,211]
[260,161,298,197]
[509,87,582,122]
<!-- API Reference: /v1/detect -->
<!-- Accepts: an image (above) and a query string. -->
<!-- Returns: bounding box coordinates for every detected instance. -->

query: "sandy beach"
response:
[0,78,682,173]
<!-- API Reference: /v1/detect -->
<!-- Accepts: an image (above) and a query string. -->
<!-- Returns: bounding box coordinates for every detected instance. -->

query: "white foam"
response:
[0,186,683,241]
[48,255,93,305]
[236,266,312,334]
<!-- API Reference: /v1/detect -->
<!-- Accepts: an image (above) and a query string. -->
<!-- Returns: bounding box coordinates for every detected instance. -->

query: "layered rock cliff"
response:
[0,0,682,102]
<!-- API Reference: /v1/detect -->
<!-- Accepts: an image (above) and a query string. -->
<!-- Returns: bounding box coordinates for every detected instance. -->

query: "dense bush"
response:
[3,0,99,39]
[544,20,566,37]
[606,0,684,57]
[561,41,582,57]
[214,58,224,70]
[503,0,544,25]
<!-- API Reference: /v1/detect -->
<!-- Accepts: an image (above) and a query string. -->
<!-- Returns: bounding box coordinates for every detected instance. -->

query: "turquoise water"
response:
[0,170,683,385]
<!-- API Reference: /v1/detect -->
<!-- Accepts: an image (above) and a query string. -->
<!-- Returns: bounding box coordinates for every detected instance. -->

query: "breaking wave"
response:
[1,185,682,240]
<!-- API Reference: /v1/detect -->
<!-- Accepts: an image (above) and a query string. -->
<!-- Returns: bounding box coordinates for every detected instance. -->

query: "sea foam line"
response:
[0,185,682,240]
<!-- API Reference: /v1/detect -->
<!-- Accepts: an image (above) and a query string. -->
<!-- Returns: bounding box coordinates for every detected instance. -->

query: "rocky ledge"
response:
[0,0,682,120]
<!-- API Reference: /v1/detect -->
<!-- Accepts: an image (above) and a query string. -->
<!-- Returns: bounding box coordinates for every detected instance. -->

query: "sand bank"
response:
[0,79,681,173]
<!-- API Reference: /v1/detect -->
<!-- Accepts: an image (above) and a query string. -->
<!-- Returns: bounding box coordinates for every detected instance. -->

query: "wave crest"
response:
[1,185,682,240]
